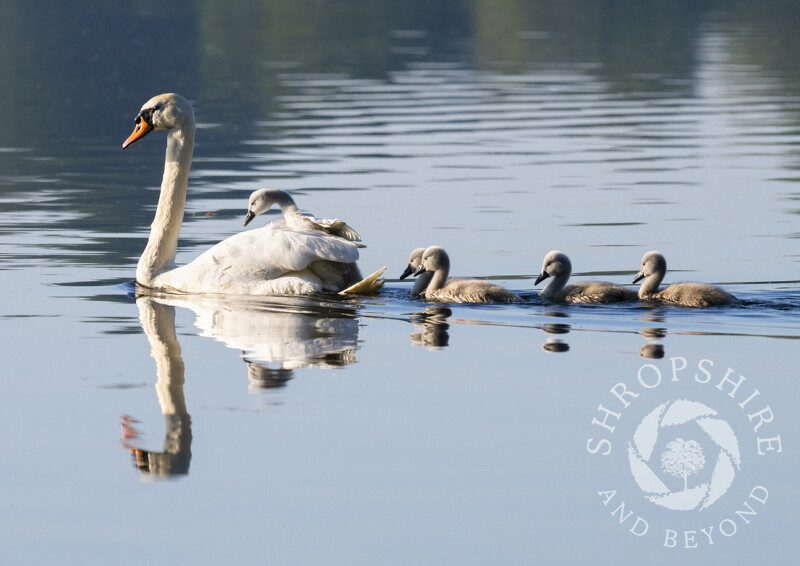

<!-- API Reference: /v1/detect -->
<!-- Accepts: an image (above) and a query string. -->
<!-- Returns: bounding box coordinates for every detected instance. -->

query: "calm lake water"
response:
[1,1,799,564]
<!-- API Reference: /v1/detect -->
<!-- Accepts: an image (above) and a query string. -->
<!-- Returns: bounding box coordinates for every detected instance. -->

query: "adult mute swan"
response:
[122,93,384,295]
[535,250,637,304]
[633,251,738,307]
[399,247,433,297]
[244,188,363,244]
[412,246,520,304]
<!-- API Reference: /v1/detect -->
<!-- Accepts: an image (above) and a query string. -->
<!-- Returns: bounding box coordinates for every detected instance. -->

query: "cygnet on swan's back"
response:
[244,188,363,244]
[412,246,520,304]
[535,250,637,304]
[399,247,434,297]
[633,251,738,307]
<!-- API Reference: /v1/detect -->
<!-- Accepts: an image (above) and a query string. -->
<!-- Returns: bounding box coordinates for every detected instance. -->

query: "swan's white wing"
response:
[297,211,362,242]
[154,224,360,294]
[313,218,362,242]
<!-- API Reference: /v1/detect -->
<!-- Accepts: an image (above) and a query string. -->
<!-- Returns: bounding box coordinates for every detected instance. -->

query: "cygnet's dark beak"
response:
[534,272,549,286]
[243,210,255,227]
[412,264,427,276]
[632,272,645,284]
[400,264,415,279]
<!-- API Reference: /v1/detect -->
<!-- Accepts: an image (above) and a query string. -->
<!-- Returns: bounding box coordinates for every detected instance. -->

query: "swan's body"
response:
[142,226,365,294]
[412,246,520,304]
[399,247,433,297]
[123,93,381,295]
[244,188,363,244]
[535,250,637,304]
[633,251,737,307]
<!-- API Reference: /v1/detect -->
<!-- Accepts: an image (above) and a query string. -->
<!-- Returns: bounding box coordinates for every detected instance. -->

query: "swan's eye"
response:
[138,106,157,125]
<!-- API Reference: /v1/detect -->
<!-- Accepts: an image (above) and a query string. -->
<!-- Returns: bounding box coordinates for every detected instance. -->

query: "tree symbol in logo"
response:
[628,399,741,511]
[660,438,706,492]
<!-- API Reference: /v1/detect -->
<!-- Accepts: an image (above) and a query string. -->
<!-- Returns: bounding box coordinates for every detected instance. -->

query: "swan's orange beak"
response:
[122,116,153,149]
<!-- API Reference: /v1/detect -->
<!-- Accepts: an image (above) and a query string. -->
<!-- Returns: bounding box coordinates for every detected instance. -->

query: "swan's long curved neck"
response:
[137,124,195,286]
[428,260,450,291]
[273,191,297,211]
[275,193,302,218]
[412,272,434,296]
[542,271,569,299]
[640,270,664,296]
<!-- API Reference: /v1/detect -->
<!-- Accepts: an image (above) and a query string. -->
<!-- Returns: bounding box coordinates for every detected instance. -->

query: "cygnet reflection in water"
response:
[640,327,667,340]
[542,338,570,353]
[541,322,571,335]
[633,251,738,307]
[541,315,571,352]
[409,306,451,350]
[640,343,665,359]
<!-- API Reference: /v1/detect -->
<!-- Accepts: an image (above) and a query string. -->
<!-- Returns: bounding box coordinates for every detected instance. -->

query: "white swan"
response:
[122,93,384,295]
[412,246,520,304]
[244,188,363,244]
[535,250,637,304]
[633,251,738,307]
[399,247,434,297]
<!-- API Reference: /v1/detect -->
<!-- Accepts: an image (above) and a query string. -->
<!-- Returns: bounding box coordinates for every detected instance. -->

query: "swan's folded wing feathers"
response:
[242,225,359,272]
[155,224,360,293]
[314,218,363,242]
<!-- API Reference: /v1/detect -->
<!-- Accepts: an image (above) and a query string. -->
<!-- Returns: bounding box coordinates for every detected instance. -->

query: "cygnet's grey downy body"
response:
[536,250,638,304]
[633,251,738,307]
[412,246,520,304]
[244,188,363,244]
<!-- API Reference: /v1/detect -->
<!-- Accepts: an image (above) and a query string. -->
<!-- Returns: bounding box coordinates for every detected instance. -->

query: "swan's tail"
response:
[339,266,386,295]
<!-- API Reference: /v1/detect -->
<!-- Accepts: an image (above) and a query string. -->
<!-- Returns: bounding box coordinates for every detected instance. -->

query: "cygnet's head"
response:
[122,93,194,149]
[633,251,666,284]
[535,250,572,286]
[400,248,426,279]
[413,246,450,275]
[244,189,294,227]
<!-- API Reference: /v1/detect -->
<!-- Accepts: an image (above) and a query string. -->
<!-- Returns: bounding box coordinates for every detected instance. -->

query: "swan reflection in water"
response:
[121,297,191,477]
[121,293,360,478]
